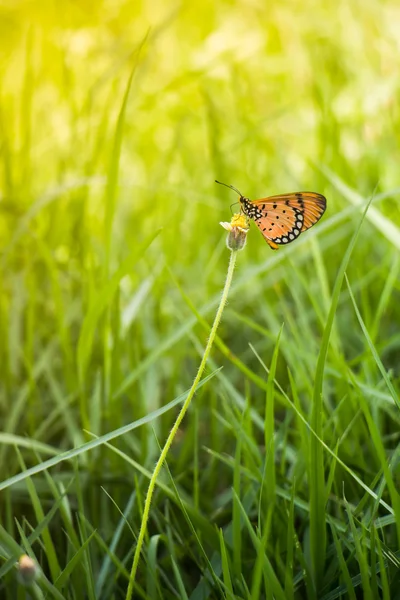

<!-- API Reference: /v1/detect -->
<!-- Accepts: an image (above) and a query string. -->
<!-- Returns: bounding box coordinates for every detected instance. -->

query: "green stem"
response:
[126,250,238,599]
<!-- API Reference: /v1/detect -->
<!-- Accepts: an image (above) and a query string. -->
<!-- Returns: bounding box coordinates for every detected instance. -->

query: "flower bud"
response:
[18,554,38,586]
[220,213,250,251]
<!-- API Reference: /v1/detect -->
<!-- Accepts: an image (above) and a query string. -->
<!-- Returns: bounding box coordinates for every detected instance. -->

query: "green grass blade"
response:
[284,487,295,600]
[0,368,221,492]
[264,326,282,509]
[309,189,374,589]
[330,524,357,600]
[171,557,189,600]
[54,530,97,590]
[232,490,286,600]
[345,274,400,411]
[345,501,372,600]
[77,230,161,386]
[219,529,234,598]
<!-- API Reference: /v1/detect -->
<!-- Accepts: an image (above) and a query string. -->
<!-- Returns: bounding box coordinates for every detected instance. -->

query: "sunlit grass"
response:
[1,0,400,597]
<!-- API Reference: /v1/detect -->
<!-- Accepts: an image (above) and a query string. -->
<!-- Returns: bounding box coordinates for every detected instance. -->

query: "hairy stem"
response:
[126,249,238,599]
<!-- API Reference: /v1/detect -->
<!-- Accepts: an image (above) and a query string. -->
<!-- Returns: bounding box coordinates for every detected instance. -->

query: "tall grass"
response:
[1,0,400,598]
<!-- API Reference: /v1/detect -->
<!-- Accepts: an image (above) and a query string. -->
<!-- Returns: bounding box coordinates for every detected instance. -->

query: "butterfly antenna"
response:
[215,180,243,197]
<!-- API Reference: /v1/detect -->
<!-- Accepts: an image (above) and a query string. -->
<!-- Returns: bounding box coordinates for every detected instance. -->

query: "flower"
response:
[220,213,250,251]
[17,554,38,585]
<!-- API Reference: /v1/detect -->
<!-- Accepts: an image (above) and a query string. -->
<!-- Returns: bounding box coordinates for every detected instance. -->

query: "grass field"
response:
[1,0,400,598]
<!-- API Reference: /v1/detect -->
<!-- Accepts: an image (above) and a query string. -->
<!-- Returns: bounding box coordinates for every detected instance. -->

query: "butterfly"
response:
[215,180,326,250]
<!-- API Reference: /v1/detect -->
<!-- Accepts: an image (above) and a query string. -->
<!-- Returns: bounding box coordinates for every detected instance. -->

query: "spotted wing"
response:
[251,192,326,249]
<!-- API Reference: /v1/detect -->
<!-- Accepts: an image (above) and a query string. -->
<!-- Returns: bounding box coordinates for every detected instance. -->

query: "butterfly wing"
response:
[250,192,326,248]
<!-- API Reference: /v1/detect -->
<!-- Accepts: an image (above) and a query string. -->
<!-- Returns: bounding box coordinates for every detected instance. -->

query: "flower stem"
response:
[126,249,238,599]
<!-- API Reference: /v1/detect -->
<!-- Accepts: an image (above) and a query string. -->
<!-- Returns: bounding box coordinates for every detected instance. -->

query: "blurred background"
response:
[1,0,400,597]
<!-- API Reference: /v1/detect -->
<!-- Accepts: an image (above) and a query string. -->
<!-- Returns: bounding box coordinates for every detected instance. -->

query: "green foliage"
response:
[1,0,400,597]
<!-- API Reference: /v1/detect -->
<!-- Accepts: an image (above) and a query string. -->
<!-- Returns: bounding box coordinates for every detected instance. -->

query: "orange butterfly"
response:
[216,180,326,250]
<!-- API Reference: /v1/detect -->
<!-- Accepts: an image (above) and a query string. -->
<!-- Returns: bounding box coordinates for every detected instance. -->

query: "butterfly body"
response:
[215,181,326,250]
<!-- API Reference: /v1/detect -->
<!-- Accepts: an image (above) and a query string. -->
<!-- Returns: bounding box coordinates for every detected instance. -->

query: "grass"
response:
[1,0,400,598]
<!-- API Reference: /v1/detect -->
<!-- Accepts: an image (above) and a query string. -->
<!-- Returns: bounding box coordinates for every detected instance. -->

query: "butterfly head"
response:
[215,180,266,221]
